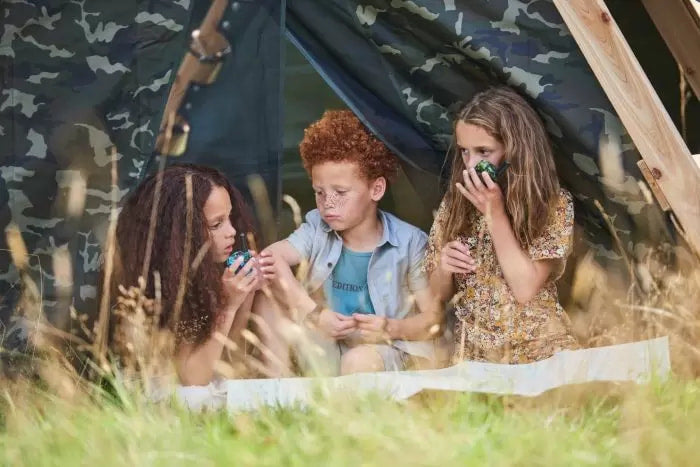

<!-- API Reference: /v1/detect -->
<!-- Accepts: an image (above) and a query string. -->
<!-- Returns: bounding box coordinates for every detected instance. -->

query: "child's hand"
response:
[439,240,476,275]
[317,310,356,340]
[456,167,505,217]
[222,254,260,308]
[258,249,304,303]
[258,249,282,282]
[353,313,390,343]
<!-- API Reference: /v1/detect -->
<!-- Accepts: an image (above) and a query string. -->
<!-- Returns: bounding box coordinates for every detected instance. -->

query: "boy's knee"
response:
[340,345,385,375]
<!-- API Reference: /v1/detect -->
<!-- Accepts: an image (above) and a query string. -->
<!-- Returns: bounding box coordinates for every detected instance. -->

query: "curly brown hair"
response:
[299,110,400,183]
[110,164,256,348]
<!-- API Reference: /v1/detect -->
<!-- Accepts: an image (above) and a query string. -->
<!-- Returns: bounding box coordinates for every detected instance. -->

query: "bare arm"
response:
[428,239,476,303]
[428,267,454,303]
[424,200,475,305]
[175,305,239,386]
[385,287,443,341]
[264,239,302,267]
[488,211,554,304]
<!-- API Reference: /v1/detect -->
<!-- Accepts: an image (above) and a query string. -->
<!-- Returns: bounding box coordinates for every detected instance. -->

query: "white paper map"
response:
[175,337,670,412]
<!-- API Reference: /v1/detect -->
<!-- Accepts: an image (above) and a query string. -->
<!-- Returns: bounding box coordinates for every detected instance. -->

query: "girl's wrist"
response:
[224,291,247,311]
[487,208,508,229]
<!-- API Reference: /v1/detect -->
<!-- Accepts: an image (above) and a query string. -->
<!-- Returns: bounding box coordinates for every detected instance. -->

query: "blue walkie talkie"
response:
[226,232,252,273]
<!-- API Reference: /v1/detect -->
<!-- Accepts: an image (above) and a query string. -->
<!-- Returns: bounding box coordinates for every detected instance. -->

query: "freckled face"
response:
[203,185,236,263]
[310,161,384,232]
[455,122,506,170]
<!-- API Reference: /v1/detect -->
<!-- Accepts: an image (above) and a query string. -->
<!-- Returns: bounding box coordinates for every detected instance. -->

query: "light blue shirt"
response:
[286,209,434,359]
[324,247,376,317]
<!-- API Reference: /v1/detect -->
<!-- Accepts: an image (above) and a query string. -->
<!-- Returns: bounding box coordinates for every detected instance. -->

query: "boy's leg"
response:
[340,344,402,375]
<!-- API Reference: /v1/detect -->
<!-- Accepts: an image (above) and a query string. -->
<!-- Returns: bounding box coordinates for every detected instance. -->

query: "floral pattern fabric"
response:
[425,189,579,364]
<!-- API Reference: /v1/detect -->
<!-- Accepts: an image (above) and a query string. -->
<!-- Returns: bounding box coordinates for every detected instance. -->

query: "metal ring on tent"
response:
[189,28,231,63]
[188,45,231,64]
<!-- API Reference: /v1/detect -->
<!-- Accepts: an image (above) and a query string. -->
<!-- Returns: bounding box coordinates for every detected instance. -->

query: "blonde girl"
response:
[426,87,579,364]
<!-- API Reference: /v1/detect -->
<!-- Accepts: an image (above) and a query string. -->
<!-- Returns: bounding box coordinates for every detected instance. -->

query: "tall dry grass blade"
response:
[5,228,43,356]
[172,174,193,326]
[282,194,311,282]
[35,322,90,349]
[282,194,302,228]
[141,153,169,284]
[247,174,276,247]
[65,170,87,219]
[670,213,700,260]
[212,359,237,380]
[153,271,162,327]
[679,62,688,142]
[51,246,72,331]
[598,135,625,189]
[5,224,28,271]
[240,328,293,377]
[95,146,119,367]
[593,199,640,298]
[246,312,297,375]
[190,241,212,274]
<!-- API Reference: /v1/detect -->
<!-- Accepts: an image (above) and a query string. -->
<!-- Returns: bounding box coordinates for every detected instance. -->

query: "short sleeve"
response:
[528,189,574,268]
[407,230,429,292]
[422,198,449,276]
[286,210,319,261]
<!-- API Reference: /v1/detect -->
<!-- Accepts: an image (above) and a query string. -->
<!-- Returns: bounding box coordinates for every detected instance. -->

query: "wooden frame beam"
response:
[552,0,700,254]
[641,0,700,98]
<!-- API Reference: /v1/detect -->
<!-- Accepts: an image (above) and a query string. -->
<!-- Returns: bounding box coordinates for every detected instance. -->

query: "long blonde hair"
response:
[441,87,560,247]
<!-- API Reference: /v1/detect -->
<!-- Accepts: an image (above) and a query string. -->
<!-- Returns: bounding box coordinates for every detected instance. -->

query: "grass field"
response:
[1,375,698,466]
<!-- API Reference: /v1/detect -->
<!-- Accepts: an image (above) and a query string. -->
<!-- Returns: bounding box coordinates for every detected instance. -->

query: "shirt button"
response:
[327,262,333,268]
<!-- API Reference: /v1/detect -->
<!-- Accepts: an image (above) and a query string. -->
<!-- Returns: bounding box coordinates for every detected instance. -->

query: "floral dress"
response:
[424,188,579,364]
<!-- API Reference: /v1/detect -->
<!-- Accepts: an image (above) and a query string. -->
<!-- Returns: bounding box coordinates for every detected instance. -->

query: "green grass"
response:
[1,377,699,466]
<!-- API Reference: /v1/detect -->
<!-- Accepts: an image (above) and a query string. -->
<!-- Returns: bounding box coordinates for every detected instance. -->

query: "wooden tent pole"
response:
[640,0,700,99]
[552,0,700,255]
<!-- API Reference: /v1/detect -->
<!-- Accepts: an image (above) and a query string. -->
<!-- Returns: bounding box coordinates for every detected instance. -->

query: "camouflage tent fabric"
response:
[0,0,192,341]
[0,0,674,349]
[0,0,284,346]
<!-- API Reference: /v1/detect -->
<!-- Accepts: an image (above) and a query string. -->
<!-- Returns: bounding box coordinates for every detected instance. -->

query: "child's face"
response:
[311,161,384,232]
[203,185,237,263]
[455,122,506,171]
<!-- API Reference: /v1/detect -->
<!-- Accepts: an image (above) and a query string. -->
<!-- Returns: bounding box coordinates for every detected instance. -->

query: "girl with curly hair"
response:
[425,87,579,365]
[111,164,260,385]
[257,110,442,376]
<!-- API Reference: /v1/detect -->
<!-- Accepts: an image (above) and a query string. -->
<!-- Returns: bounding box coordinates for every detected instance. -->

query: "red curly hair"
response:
[299,110,399,183]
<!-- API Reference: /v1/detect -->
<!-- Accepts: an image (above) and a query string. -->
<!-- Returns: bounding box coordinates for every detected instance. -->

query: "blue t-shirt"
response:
[324,247,376,316]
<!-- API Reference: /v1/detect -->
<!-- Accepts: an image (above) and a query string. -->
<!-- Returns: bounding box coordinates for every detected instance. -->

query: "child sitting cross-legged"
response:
[256,110,442,376]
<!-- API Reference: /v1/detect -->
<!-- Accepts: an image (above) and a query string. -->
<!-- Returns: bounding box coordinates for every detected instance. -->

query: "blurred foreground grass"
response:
[1,376,698,466]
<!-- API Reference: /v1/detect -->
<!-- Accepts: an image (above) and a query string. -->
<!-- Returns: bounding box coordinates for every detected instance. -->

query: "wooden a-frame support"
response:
[640,0,700,100]
[552,0,700,256]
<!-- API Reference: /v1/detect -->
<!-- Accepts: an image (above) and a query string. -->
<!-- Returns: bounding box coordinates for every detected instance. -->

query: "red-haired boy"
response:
[258,110,441,376]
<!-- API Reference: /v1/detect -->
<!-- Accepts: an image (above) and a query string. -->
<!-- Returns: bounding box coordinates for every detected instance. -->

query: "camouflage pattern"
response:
[0,0,285,352]
[0,0,193,340]
[288,0,674,266]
